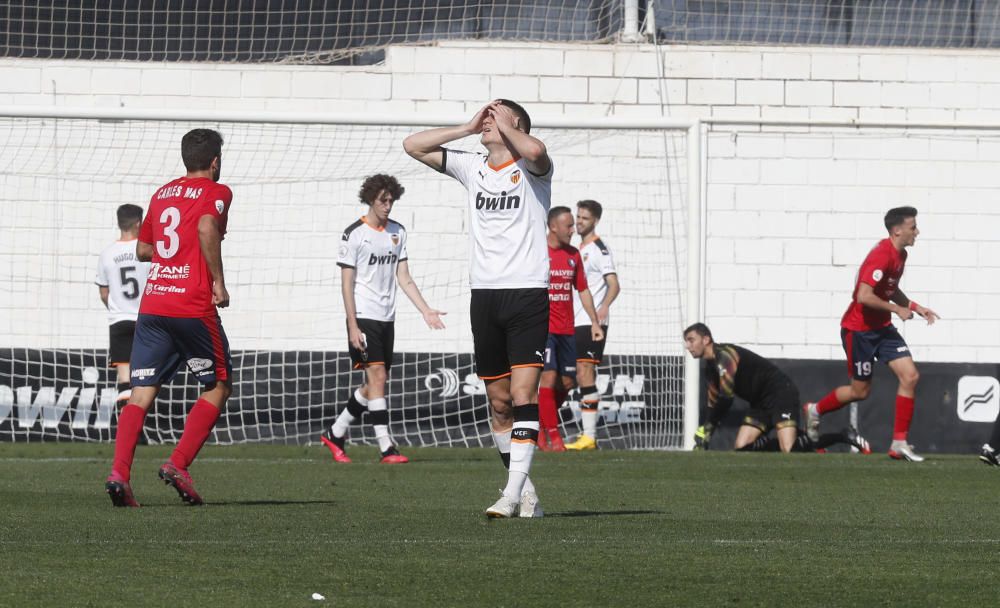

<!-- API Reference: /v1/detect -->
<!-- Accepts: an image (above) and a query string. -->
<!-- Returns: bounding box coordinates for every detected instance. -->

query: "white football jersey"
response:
[95,239,149,324]
[573,237,617,327]
[337,217,408,322]
[442,149,551,289]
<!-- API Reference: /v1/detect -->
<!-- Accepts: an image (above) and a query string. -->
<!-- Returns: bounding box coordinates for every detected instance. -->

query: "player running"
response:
[565,199,620,451]
[105,128,234,507]
[684,323,800,453]
[404,99,550,518]
[538,206,603,451]
[803,206,939,462]
[319,174,445,464]
[95,204,149,412]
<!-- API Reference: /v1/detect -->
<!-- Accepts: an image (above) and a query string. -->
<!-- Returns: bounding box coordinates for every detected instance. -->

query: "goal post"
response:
[0,106,700,449]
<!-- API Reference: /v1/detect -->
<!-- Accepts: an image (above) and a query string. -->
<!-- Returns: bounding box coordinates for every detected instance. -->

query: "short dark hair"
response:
[497,99,531,134]
[683,322,713,342]
[116,204,143,231]
[547,205,572,226]
[359,174,405,205]
[577,199,603,220]
[181,128,223,172]
[884,206,918,232]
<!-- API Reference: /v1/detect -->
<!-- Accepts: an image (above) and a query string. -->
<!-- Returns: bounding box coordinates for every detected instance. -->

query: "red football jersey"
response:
[841,238,907,331]
[138,176,232,318]
[548,244,588,335]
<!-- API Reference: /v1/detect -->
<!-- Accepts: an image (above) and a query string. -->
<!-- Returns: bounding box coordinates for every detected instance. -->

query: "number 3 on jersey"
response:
[157,207,181,258]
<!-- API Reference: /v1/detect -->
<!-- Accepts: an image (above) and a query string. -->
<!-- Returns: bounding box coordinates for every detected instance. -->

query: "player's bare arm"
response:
[98,286,110,309]
[402,104,491,171]
[856,282,911,321]
[198,214,229,308]
[136,240,153,262]
[340,266,365,352]
[577,288,605,342]
[488,102,551,176]
[890,289,940,325]
[598,273,621,325]
[395,260,446,329]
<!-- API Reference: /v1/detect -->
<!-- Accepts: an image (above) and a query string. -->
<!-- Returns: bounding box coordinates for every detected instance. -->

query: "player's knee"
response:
[850,383,872,401]
[561,376,576,392]
[899,367,919,389]
[367,365,388,385]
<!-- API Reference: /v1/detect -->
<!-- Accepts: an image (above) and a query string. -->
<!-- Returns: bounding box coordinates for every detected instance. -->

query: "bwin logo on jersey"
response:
[424,367,461,397]
[368,252,398,265]
[475,191,520,211]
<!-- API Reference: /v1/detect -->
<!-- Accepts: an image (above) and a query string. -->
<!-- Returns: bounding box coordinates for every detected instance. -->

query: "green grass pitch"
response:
[1,443,998,607]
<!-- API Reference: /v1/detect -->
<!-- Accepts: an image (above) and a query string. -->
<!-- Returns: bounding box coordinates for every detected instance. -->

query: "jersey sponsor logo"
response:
[368,252,398,265]
[187,358,214,373]
[957,376,1000,423]
[148,284,187,295]
[215,200,225,214]
[510,170,521,184]
[424,367,461,397]
[0,366,116,430]
[148,263,191,281]
[475,191,521,211]
[872,269,883,281]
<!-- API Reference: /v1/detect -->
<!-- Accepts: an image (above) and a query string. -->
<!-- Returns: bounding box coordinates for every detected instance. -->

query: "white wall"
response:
[2,41,999,362]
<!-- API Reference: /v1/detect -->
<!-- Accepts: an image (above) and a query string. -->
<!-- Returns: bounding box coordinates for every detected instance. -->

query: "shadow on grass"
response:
[206,500,341,507]
[546,509,664,518]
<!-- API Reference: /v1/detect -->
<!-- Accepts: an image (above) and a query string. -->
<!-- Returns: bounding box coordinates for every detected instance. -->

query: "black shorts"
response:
[108,320,137,367]
[575,324,609,364]
[543,333,576,377]
[130,313,233,386]
[349,318,394,371]
[841,325,910,380]
[470,288,548,380]
[742,379,801,433]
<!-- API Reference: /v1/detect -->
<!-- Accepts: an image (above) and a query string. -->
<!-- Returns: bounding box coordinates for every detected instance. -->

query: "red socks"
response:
[170,399,221,470]
[538,387,558,430]
[816,390,846,415]
[893,395,915,441]
[112,404,148,481]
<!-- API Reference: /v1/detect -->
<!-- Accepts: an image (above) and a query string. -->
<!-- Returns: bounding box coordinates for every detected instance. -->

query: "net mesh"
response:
[4,1,623,63]
[0,114,689,449]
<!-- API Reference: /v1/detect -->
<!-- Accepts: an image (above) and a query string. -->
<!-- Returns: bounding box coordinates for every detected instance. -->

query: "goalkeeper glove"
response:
[693,424,713,450]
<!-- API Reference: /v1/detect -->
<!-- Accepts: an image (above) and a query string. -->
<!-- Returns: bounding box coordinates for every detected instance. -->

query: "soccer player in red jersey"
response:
[803,206,939,462]
[538,206,603,451]
[104,128,234,507]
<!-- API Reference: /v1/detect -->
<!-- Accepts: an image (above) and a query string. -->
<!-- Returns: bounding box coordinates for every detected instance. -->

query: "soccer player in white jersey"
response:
[320,174,445,464]
[566,200,620,450]
[95,204,150,411]
[404,99,551,518]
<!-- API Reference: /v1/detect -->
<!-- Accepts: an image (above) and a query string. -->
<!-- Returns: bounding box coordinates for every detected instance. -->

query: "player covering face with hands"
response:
[404,99,552,518]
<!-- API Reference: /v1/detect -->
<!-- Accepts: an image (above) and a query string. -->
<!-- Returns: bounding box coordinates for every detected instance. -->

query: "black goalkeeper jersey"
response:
[704,343,793,426]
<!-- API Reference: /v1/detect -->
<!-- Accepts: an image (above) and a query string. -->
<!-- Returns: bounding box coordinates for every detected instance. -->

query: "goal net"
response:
[0,111,691,449]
